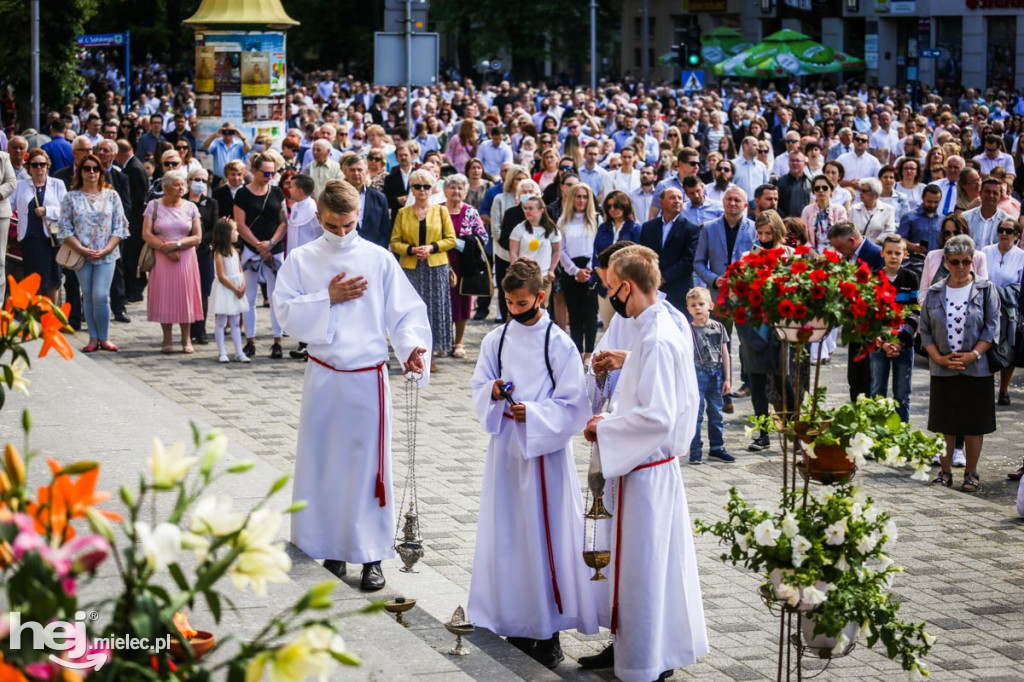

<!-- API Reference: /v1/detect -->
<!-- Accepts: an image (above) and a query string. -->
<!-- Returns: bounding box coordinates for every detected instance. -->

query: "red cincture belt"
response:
[308,355,389,507]
[611,455,677,633]
[501,411,563,614]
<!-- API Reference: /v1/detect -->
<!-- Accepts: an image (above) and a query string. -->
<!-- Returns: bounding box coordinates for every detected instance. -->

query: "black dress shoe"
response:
[289,347,308,360]
[127,294,144,303]
[270,342,283,359]
[323,559,346,577]
[506,637,536,655]
[193,330,209,345]
[531,632,563,669]
[360,562,385,591]
[243,341,255,358]
[655,670,674,681]
[472,310,489,321]
[113,311,131,323]
[578,643,614,669]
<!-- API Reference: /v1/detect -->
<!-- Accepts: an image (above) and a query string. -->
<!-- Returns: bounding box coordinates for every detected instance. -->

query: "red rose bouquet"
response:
[715,246,905,356]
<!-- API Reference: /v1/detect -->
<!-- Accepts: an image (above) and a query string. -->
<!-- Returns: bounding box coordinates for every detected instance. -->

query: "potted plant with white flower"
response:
[696,484,934,677]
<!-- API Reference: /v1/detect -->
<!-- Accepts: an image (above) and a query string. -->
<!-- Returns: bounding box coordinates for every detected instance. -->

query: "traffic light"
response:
[685,24,702,68]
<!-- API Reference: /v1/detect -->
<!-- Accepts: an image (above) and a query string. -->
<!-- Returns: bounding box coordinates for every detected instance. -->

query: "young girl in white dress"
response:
[209,218,251,363]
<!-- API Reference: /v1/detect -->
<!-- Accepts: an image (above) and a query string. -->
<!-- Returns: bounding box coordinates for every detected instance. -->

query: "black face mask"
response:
[510,296,541,325]
[609,283,631,318]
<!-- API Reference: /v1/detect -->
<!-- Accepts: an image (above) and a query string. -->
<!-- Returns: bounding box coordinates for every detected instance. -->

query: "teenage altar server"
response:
[468,258,600,669]
[583,245,708,682]
[273,179,430,592]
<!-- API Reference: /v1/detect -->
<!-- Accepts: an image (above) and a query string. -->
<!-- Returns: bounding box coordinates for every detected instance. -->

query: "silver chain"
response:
[394,372,422,546]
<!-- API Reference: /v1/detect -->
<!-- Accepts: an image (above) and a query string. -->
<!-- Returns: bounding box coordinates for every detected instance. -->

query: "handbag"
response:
[138,200,159,275]
[448,266,458,289]
[986,286,1014,372]
[459,235,494,297]
[55,241,86,271]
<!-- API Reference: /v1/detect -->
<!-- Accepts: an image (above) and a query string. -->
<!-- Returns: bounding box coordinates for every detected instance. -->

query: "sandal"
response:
[81,344,98,353]
[182,345,195,354]
[932,471,953,488]
[452,344,466,358]
[161,345,173,354]
[961,471,980,493]
[99,342,119,352]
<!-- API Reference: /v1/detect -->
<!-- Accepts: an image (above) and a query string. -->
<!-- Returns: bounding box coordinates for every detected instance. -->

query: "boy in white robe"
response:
[273,179,430,592]
[584,245,709,682]
[469,258,600,669]
[284,174,323,361]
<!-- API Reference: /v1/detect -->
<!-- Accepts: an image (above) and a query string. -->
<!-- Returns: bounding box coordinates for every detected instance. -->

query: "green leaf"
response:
[268,473,290,496]
[284,501,307,514]
[2,364,12,386]
[58,460,99,476]
[226,460,256,474]
[190,421,201,447]
[168,563,190,592]
[147,584,171,604]
[329,650,362,666]
[21,409,30,433]
[204,589,222,623]
[360,600,387,614]
[120,484,136,508]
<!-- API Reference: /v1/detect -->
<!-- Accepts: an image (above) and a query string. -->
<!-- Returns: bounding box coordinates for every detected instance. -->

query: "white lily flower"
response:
[266,627,335,681]
[134,521,181,572]
[230,543,292,597]
[824,519,847,546]
[238,509,284,551]
[198,431,228,474]
[191,495,245,536]
[8,358,30,395]
[180,531,211,561]
[753,519,781,546]
[780,513,799,538]
[801,584,828,606]
[147,437,199,489]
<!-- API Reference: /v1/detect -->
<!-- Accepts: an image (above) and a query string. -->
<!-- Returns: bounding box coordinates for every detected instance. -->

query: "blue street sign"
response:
[681,70,705,93]
[77,33,126,48]
[920,48,941,59]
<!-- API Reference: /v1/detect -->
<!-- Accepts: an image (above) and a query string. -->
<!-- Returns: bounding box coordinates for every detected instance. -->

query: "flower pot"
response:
[772,412,832,443]
[169,631,215,662]
[772,318,831,344]
[803,443,857,485]
[799,613,858,659]
[768,569,831,612]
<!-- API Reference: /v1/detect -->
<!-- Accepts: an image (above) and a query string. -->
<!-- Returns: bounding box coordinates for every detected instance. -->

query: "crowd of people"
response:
[2,66,1024,524]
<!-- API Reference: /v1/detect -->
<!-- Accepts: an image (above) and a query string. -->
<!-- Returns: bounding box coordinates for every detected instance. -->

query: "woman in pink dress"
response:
[142,168,204,353]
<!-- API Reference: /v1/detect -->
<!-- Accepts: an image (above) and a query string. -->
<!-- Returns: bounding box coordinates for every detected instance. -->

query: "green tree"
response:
[0,0,102,126]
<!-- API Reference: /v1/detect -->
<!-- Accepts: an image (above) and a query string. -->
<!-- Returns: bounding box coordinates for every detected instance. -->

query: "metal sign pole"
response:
[124,31,131,116]
[590,0,597,92]
[31,0,40,131]
[405,0,413,127]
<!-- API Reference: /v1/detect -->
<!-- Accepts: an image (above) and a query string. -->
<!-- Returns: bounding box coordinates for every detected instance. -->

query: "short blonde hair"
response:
[686,286,712,304]
[609,245,662,294]
[318,179,360,215]
[409,168,435,188]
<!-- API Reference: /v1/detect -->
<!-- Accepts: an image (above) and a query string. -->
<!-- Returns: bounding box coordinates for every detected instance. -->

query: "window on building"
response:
[634,17,655,41]
[987,16,1017,92]
[935,17,962,94]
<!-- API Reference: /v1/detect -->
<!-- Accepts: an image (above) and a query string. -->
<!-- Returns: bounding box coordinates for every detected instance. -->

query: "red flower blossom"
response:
[839,281,858,299]
[732,280,750,297]
[777,300,796,318]
[795,245,812,256]
[823,249,841,264]
[748,289,763,306]
[811,284,827,299]
[809,269,828,284]
[855,263,871,283]
[851,298,868,318]
[793,304,808,320]
[733,306,748,325]
[790,261,809,274]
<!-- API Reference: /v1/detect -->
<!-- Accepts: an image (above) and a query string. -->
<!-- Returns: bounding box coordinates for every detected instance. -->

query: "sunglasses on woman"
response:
[813,185,830,192]
[29,162,48,169]
[411,183,431,190]
[81,165,101,173]
[941,230,960,237]
[164,161,180,168]
[947,258,972,267]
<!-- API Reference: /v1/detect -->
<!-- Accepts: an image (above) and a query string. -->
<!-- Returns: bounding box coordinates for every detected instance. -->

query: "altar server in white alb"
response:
[273,179,430,592]
[468,258,600,669]
[584,245,708,682]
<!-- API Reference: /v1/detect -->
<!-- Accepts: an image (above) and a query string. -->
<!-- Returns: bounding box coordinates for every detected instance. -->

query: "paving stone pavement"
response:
[67,297,1024,679]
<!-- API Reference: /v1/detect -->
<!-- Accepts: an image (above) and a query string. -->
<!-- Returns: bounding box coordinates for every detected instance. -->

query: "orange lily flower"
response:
[27,458,122,540]
[4,274,40,314]
[0,653,28,682]
[39,309,74,359]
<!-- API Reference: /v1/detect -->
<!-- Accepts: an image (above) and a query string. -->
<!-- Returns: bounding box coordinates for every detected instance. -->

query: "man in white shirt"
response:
[962,177,1014,247]
[973,135,1016,182]
[936,155,965,216]
[731,137,770,206]
[869,110,899,161]
[704,159,735,204]
[630,165,658,222]
[836,132,882,191]
[770,131,802,178]
[302,140,343,200]
[477,126,514,178]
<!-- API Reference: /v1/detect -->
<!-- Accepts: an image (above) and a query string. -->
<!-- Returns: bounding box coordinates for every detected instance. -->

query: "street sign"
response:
[77,32,126,48]
[383,7,428,32]
[681,70,705,93]
[920,48,941,58]
[373,32,439,86]
[489,60,502,71]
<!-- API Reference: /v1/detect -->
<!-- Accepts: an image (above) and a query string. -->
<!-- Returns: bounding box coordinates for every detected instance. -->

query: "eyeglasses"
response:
[28,162,47,169]
[785,139,799,144]
[667,133,679,138]
[854,137,869,143]
[813,185,830,192]
[163,161,180,167]
[997,227,1017,235]
[175,144,190,150]
[985,147,999,153]
[411,183,431,190]
[606,204,622,210]
[81,166,100,173]
[262,171,276,178]
[568,125,579,130]
[859,187,875,194]
[757,148,769,154]
[716,166,731,172]
[947,258,972,267]
[941,230,960,237]
[684,160,699,166]
[559,165,573,171]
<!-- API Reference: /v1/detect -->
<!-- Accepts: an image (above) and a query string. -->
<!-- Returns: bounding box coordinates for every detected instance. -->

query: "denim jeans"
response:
[691,366,725,456]
[869,346,913,422]
[77,260,116,341]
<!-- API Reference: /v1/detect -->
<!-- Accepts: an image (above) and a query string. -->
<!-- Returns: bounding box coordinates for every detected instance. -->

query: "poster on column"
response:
[195,46,215,93]
[201,32,287,96]
[241,52,271,96]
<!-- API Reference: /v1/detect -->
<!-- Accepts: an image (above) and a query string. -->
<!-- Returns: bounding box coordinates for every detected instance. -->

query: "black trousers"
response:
[750,372,796,421]
[63,270,82,327]
[109,244,126,315]
[123,233,146,299]
[494,256,510,322]
[561,260,598,353]
[848,342,871,401]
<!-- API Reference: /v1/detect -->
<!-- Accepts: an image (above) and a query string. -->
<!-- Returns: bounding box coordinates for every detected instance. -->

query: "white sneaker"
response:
[234,354,252,363]
[218,354,230,363]
[952,448,966,468]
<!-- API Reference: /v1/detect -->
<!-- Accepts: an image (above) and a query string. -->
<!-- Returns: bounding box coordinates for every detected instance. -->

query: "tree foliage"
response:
[0,0,102,125]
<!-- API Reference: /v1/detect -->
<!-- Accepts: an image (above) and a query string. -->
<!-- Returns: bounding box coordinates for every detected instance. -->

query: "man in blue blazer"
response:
[638,187,700,314]
[694,186,756,301]
[342,155,392,250]
[827,220,885,400]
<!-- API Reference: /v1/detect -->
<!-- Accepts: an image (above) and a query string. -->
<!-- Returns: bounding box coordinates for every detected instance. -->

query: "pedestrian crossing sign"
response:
[681,70,705,93]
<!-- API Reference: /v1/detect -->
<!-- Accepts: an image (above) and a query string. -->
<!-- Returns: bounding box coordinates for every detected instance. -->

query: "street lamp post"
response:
[641,0,649,89]
[31,0,40,130]
[590,0,597,92]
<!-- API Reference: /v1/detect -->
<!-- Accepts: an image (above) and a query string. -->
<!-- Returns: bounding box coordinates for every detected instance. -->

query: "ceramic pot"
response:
[799,613,858,658]
[804,443,857,485]
[772,318,831,343]
[169,631,215,662]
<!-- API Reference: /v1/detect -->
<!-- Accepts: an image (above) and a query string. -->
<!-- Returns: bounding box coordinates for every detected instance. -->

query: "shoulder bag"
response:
[57,191,110,272]
[138,200,159,275]
[985,283,1013,372]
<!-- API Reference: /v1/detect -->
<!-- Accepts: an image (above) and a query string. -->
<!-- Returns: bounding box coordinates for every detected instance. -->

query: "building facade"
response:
[620,0,1023,92]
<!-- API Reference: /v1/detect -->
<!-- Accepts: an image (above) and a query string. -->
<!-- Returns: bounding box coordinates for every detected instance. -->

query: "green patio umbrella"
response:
[712,29,866,78]
[700,27,752,65]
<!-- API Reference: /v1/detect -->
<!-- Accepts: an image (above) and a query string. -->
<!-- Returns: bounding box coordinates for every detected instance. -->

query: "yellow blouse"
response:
[390,204,457,269]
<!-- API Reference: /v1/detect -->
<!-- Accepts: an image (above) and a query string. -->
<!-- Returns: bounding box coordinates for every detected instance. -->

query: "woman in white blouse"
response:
[13,148,66,301]
[556,183,599,363]
[981,218,1024,405]
[850,177,896,245]
[893,157,924,212]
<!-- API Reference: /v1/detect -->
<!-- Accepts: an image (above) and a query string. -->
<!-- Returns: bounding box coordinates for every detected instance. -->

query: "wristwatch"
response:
[175,240,182,250]
[972,349,982,361]
[269,239,277,247]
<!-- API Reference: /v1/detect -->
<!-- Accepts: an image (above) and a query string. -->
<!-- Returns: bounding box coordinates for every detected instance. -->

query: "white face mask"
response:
[190,181,207,195]
[322,226,358,248]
